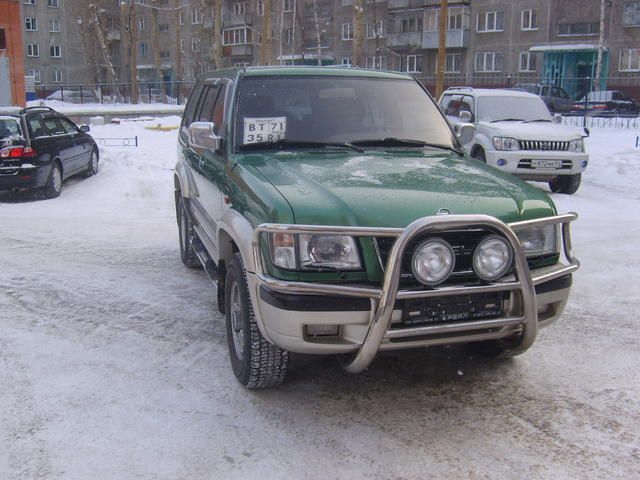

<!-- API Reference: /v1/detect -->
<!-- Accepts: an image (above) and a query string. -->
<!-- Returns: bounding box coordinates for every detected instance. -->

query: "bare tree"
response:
[260,0,274,65]
[353,0,364,67]
[89,2,122,101]
[213,0,223,69]
[312,0,322,65]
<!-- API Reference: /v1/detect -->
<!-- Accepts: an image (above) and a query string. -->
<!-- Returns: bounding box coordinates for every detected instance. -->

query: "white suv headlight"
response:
[568,139,584,152]
[515,224,558,257]
[269,233,362,270]
[492,137,519,151]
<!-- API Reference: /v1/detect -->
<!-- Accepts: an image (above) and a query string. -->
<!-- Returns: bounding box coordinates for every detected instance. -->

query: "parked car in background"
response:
[174,67,580,388]
[571,90,640,117]
[441,87,589,194]
[512,83,574,114]
[46,89,100,104]
[0,106,99,198]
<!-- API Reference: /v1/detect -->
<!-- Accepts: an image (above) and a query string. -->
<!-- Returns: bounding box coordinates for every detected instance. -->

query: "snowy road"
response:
[1,119,639,479]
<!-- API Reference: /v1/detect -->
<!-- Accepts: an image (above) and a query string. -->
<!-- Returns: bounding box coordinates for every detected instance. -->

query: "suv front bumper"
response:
[248,214,579,373]
[484,149,588,180]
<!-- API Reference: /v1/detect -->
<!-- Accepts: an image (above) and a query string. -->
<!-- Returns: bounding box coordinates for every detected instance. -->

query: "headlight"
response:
[473,236,512,281]
[568,139,584,152]
[492,137,519,151]
[411,238,455,286]
[515,224,558,257]
[269,233,362,270]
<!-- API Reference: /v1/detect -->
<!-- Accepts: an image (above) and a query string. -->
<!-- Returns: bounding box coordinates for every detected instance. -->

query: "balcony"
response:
[386,32,422,48]
[387,0,423,9]
[223,44,253,57]
[422,29,470,49]
[223,13,253,28]
[107,30,121,41]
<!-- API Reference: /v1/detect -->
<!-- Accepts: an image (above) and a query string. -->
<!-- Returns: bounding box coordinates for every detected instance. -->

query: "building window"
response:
[138,17,145,31]
[257,0,264,16]
[623,1,640,26]
[341,56,352,66]
[620,48,640,71]
[283,0,293,13]
[519,51,536,72]
[28,69,41,83]
[26,44,39,57]
[558,22,599,36]
[179,11,184,25]
[50,45,61,57]
[521,9,538,30]
[25,18,38,31]
[283,27,293,44]
[234,62,250,67]
[475,52,503,72]
[139,42,147,57]
[159,23,169,32]
[366,20,384,39]
[233,2,246,15]
[365,56,384,70]
[180,39,185,52]
[191,7,203,23]
[342,23,353,40]
[192,38,200,52]
[0,29,5,50]
[223,27,252,45]
[477,11,504,32]
[50,70,62,83]
[47,0,58,7]
[159,50,170,58]
[400,15,421,33]
[445,53,461,73]
[48,19,60,32]
[24,0,37,5]
[401,55,422,73]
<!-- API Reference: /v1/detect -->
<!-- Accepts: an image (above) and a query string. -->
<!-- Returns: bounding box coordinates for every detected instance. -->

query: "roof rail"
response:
[445,86,474,91]
[21,106,54,113]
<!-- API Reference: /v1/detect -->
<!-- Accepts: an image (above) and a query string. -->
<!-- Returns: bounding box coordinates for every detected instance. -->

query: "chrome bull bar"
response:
[252,213,579,373]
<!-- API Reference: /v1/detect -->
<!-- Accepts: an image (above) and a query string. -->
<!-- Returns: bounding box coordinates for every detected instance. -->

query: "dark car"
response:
[45,89,100,104]
[571,90,640,117]
[0,106,99,198]
[513,83,574,113]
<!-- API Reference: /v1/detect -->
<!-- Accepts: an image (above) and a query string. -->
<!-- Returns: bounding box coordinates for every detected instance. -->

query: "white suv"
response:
[440,87,589,195]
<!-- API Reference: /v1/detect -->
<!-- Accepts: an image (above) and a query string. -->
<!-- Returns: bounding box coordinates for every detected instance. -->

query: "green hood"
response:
[242,150,556,228]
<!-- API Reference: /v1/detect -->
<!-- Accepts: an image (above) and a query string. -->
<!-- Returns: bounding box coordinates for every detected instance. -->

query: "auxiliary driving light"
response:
[473,236,512,281]
[411,239,455,286]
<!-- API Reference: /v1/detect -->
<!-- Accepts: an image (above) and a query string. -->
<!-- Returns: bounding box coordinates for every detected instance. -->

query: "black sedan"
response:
[571,90,640,117]
[0,106,99,198]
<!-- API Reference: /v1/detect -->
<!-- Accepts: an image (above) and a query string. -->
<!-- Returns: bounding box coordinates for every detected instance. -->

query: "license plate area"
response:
[531,159,563,169]
[401,292,506,326]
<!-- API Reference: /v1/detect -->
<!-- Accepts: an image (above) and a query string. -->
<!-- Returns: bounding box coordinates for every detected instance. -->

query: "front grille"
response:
[375,229,497,287]
[518,140,569,151]
[517,159,573,170]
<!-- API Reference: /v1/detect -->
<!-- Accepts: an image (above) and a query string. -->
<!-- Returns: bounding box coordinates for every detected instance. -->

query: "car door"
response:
[58,116,88,173]
[41,115,76,178]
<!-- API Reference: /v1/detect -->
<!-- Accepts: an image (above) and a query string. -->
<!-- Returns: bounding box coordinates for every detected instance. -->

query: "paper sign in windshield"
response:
[243,117,286,145]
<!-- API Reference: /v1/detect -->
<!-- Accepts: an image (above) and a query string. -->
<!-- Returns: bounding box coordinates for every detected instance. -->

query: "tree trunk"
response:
[151,0,165,102]
[129,3,138,104]
[260,0,273,65]
[213,0,223,69]
[594,0,607,91]
[312,0,322,66]
[175,0,182,101]
[353,0,364,67]
[90,3,122,102]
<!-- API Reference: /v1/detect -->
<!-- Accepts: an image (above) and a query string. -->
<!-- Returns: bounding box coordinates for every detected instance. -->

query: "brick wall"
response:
[0,0,26,106]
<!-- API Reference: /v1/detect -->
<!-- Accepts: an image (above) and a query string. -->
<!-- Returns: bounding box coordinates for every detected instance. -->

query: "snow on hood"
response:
[480,121,586,141]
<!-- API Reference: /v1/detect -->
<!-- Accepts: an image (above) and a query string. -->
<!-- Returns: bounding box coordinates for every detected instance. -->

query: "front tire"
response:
[549,173,581,195]
[472,146,486,163]
[84,149,99,177]
[468,332,527,359]
[177,196,200,268]
[43,163,62,199]
[225,253,288,389]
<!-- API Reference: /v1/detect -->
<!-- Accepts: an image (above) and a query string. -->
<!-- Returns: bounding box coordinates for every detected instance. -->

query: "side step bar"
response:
[191,233,218,282]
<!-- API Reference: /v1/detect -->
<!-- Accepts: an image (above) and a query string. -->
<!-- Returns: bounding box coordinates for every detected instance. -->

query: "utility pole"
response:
[151,0,164,101]
[435,0,448,100]
[213,0,223,68]
[175,0,182,94]
[353,0,364,67]
[594,0,607,91]
[312,0,322,65]
[260,0,273,65]
[129,1,139,103]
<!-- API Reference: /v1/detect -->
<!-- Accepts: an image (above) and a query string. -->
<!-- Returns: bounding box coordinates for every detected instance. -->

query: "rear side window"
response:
[182,83,204,128]
[196,85,220,122]
[43,117,65,135]
[441,94,475,120]
[28,116,47,137]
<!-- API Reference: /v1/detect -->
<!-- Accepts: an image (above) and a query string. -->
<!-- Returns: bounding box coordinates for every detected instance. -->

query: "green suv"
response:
[174,67,579,388]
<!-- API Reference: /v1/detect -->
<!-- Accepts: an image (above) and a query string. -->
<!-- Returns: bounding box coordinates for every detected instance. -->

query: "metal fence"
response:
[32,81,197,105]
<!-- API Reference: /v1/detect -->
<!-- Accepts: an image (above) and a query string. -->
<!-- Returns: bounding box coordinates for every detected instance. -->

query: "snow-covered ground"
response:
[1,121,639,479]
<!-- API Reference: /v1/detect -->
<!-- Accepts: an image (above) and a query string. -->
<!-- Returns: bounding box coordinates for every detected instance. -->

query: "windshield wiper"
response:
[523,118,552,123]
[489,118,525,123]
[238,139,364,153]
[350,137,464,156]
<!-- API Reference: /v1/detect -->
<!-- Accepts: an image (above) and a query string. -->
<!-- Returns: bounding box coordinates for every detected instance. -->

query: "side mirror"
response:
[188,122,221,153]
[459,110,473,123]
[79,124,90,133]
[553,113,562,124]
[454,123,475,145]
[583,127,590,138]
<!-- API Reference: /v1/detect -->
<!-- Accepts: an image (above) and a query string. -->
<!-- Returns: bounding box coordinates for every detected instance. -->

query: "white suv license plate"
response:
[531,159,563,169]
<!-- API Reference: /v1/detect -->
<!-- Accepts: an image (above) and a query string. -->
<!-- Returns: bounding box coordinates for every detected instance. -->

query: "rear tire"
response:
[549,173,581,195]
[225,253,288,389]
[177,196,200,268]
[43,163,62,199]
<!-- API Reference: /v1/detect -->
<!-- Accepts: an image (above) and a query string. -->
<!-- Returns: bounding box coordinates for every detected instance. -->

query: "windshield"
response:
[477,96,552,122]
[234,75,456,150]
[0,117,23,142]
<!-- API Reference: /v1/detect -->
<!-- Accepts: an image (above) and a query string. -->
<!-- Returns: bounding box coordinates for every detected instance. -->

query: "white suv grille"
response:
[518,140,569,151]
